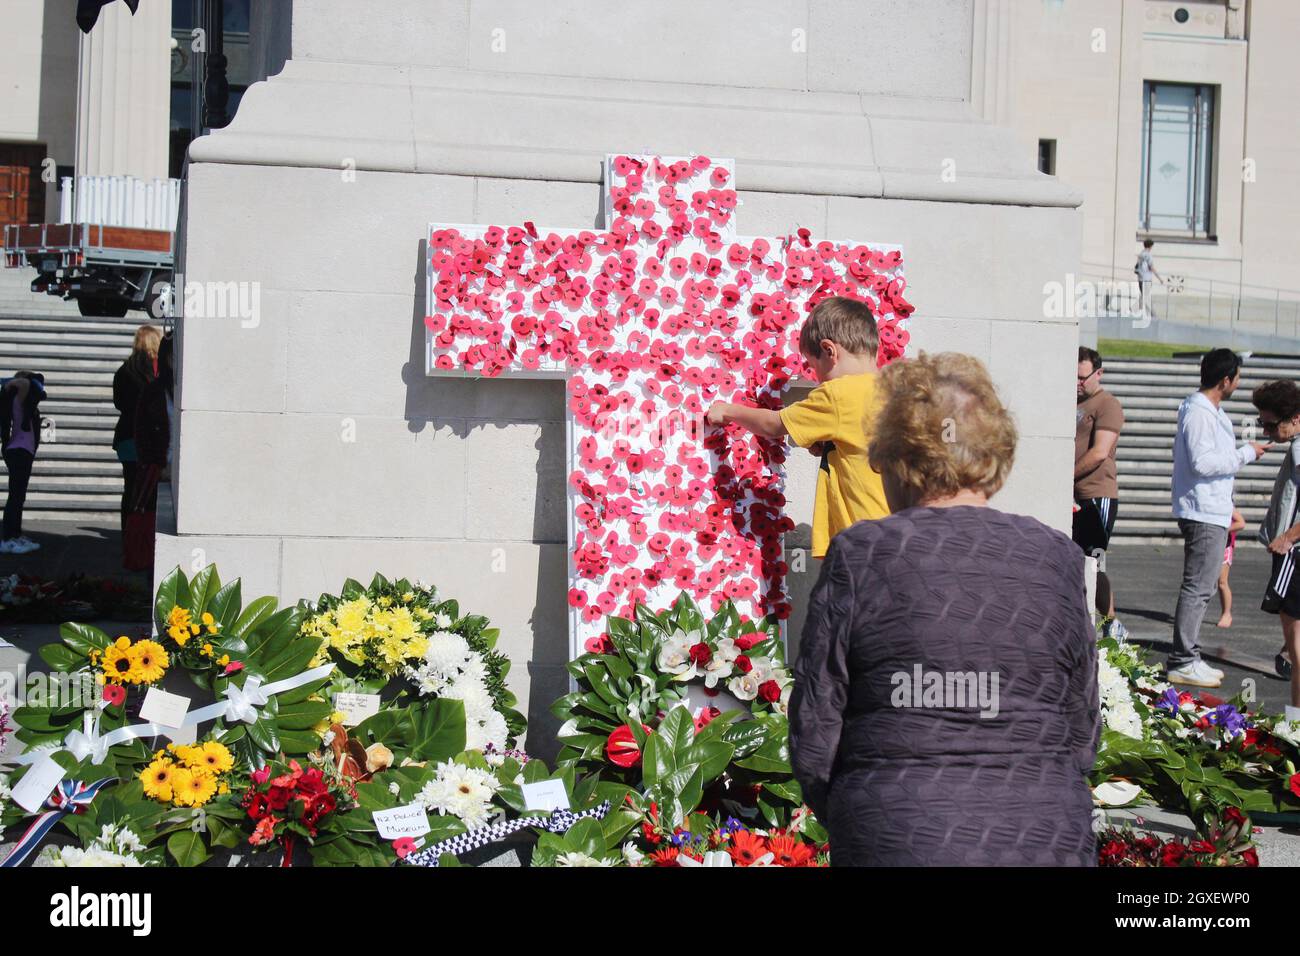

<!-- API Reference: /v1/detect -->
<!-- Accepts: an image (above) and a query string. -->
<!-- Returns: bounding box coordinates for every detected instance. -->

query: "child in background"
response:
[1215,508,1246,628]
[705,296,889,559]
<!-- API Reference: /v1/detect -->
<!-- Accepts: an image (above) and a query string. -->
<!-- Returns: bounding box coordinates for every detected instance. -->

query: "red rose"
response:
[688,642,712,666]
[1288,773,1300,799]
[735,655,752,674]
[1099,840,1128,866]
[298,768,327,796]
[607,723,652,768]
[1240,847,1259,867]
[735,634,758,651]
[1188,840,1215,855]
[1160,843,1186,867]
[1223,807,1246,826]
[266,786,291,811]
[758,680,781,703]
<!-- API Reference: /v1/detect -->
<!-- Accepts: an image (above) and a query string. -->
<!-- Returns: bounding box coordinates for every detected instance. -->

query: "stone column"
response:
[74,0,171,178]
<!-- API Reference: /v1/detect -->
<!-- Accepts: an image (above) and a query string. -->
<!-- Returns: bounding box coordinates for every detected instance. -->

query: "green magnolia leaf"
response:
[208,579,244,632]
[39,643,85,671]
[406,700,467,762]
[59,622,112,657]
[166,829,210,867]
[187,565,221,620]
[154,566,191,633]
[247,717,281,754]
[228,596,279,642]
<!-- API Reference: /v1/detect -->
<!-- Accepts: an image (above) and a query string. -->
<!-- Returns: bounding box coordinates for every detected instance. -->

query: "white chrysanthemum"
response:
[423,633,473,675]
[445,676,496,722]
[1273,719,1300,747]
[0,773,9,818]
[460,657,489,683]
[556,851,612,867]
[34,845,143,867]
[465,710,509,752]
[1098,654,1145,739]
[623,843,646,866]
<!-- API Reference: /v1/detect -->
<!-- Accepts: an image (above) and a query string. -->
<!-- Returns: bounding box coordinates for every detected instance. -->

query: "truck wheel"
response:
[78,298,129,318]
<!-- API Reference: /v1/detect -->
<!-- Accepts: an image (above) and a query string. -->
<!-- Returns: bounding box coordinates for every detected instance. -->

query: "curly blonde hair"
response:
[867,351,1017,502]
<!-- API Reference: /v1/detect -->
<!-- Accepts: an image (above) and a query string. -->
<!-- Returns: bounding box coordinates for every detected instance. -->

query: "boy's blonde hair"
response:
[798,296,879,360]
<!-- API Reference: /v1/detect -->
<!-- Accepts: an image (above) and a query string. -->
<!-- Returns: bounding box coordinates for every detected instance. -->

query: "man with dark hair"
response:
[1168,349,1271,686]
[1253,380,1300,699]
[1074,346,1126,635]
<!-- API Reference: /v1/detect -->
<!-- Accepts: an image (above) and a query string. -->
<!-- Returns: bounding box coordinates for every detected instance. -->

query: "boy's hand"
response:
[706,402,729,427]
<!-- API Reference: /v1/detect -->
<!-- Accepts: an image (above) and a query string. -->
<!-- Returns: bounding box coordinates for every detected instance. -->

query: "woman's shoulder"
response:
[855,506,1077,552]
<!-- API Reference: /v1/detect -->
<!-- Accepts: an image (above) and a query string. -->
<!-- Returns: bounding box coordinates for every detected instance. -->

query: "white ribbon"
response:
[219,675,269,724]
[17,664,335,765]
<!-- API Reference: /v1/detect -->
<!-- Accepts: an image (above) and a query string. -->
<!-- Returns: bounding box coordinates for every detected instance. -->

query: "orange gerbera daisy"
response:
[727,830,768,866]
[767,833,815,867]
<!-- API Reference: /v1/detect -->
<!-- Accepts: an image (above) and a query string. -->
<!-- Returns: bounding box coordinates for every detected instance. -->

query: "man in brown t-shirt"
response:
[1075,346,1126,636]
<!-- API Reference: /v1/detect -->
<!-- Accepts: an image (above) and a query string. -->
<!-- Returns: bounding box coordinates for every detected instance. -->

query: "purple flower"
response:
[1155,689,1181,713]
[1208,704,1247,738]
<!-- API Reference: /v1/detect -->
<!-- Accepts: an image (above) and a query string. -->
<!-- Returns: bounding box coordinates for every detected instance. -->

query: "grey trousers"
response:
[1170,518,1229,669]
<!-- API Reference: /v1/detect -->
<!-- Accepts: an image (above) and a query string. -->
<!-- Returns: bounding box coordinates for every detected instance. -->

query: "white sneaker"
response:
[1204,663,1225,681]
[13,536,39,552]
[1166,660,1223,688]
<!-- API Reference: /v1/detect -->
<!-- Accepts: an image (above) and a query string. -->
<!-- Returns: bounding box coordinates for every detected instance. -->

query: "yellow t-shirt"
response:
[779,372,889,558]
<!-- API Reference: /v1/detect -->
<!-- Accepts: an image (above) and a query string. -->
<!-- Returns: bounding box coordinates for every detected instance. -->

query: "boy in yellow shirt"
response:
[705,296,890,558]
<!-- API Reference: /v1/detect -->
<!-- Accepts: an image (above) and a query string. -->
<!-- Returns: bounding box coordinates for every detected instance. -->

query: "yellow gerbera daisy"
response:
[130,639,169,684]
[170,766,217,807]
[141,758,175,802]
[101,641,139,684]
[196,741,234,775]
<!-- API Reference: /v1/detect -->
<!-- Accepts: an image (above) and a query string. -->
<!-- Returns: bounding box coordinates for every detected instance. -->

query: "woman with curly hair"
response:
[789,351,1099,866]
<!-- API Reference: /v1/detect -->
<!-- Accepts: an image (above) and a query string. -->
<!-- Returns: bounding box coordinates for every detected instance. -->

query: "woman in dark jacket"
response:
[789,351,1099,866]
[113,325,161,533]
[0,370,47,553]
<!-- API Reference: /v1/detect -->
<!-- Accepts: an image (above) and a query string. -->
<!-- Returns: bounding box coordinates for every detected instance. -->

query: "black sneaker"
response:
[1276,652,1292,680]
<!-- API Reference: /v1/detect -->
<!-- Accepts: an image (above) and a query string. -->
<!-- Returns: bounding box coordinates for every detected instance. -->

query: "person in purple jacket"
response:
[789,352,1099,866]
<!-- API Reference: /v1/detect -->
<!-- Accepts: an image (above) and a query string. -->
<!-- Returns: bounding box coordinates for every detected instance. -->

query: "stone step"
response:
[0,343,134,361]
[37,400,118,416]
[0,316,144,335]
[0,474,121,492]
[0,354,119,372]
[0,330,137,349]
[1,491,119,509]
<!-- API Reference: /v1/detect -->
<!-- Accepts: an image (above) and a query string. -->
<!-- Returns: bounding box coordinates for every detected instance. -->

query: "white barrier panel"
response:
[61,176,181,231]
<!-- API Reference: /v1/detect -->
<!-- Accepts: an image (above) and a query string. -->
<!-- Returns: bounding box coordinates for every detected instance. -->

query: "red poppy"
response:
[606,723,652,768]
[101,683,127,708]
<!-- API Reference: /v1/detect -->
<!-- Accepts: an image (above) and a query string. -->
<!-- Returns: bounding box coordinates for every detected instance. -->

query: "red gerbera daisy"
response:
[728,830,768,866]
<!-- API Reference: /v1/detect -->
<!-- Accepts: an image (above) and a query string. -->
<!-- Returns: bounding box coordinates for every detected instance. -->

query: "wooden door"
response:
[0,144,48,227]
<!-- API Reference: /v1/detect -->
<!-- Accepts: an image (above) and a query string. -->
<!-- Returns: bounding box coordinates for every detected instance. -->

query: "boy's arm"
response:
[706,402,788,440]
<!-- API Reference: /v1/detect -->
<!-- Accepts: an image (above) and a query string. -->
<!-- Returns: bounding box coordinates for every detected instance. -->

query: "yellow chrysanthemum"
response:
[217,653,230,667]
[377,595,393,609]
[200,643,213,657]
[130,639,169,684]
[141,758,175,802]
[170,766,217,807]
[414,607,433,621]
[101,641,139,684]
[401,591,414,603]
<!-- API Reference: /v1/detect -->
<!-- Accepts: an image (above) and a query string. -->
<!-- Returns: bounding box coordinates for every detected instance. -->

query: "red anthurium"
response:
[607,723,653,768]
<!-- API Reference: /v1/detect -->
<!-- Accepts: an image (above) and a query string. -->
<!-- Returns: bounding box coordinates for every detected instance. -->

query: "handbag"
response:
[123,464,161,572]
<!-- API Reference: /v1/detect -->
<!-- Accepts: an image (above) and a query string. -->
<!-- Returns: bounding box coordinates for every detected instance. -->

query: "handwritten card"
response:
[333,692,381,726]
[373,803,432,840]
[139,687,191,729]
[520,779,570,813]
[12,754,64,813]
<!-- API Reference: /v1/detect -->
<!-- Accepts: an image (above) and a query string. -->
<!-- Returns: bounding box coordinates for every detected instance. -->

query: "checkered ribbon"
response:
[403,800,612,867]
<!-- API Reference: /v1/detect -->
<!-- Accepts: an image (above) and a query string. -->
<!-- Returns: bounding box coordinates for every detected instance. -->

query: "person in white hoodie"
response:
[1251,379,1300,720]
[1169,349,1271,687]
